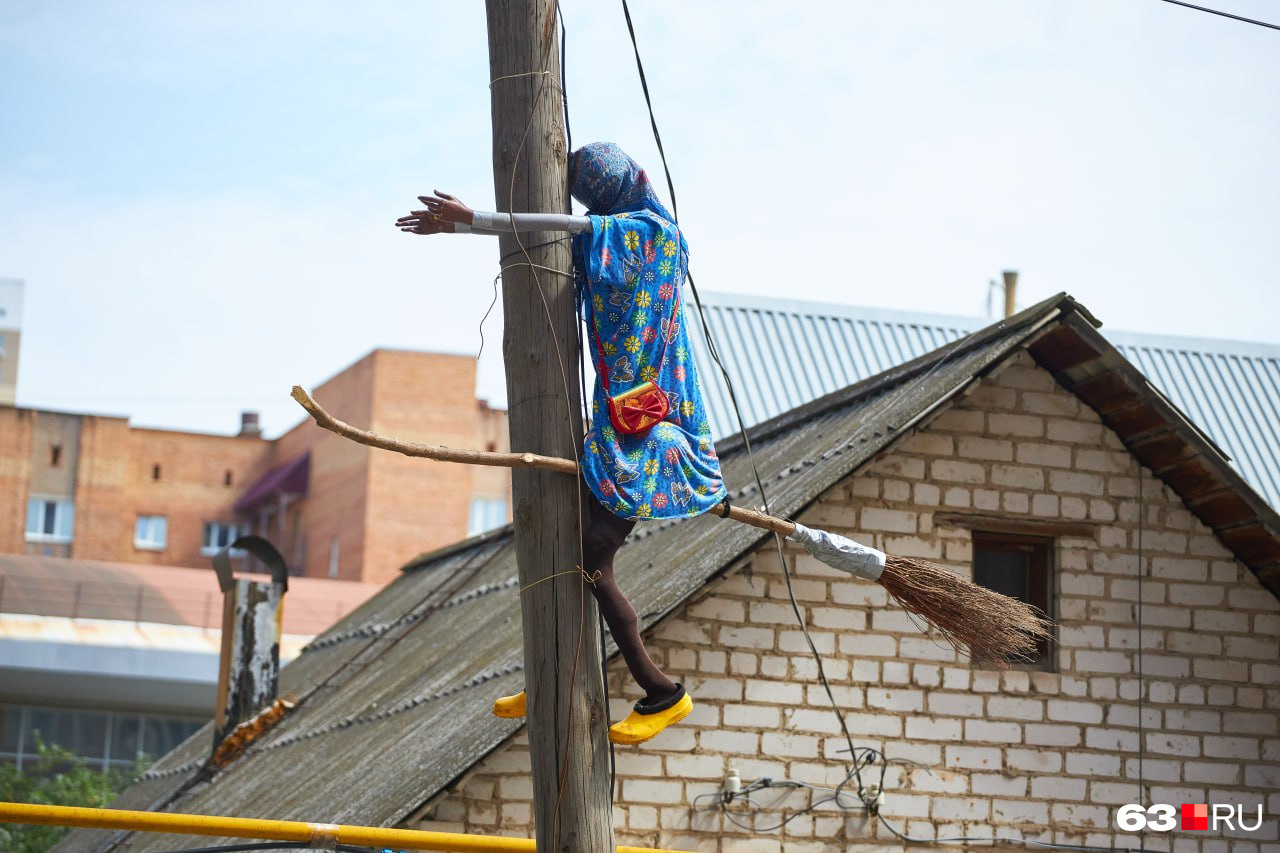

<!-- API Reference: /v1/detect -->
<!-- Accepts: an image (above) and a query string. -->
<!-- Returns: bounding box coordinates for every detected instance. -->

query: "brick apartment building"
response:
[60,296,1279,853]
[0,348,510,586]
[0,279,22,405]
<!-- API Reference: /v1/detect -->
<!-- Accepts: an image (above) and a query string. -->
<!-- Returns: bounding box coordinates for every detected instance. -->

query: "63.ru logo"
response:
[1116,803,1264,832]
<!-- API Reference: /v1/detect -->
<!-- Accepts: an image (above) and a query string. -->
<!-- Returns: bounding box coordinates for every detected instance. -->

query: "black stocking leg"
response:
[582,494,679,704]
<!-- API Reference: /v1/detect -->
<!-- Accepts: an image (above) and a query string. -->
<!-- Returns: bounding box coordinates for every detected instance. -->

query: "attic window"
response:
[50,445,62,467]
[972,532,1054,670]
[224,470,234,487]
[152,464,162,481]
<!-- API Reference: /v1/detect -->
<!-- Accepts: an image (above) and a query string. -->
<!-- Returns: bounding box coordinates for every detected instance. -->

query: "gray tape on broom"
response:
[788,523,886,582]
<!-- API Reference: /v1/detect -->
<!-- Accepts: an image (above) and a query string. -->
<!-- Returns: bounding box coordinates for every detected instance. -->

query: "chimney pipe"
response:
[210,536,289,765]
[238,411,262,438]
[1002,270,1019,319]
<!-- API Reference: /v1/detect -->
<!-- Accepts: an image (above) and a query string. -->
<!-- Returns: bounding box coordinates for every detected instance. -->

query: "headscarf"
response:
[569,142,688,255]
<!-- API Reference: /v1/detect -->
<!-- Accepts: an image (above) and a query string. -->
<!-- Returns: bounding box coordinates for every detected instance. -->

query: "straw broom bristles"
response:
[292,386,1056,663]
[880,555,1053,663]
[782,521,1053,663]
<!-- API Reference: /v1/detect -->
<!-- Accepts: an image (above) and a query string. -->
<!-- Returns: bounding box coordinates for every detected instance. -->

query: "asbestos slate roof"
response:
[55,294,1280,851]
[686,291,1280,511]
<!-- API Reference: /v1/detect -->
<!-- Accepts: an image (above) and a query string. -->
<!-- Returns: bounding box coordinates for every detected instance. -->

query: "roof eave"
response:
[1028,314,1280,598]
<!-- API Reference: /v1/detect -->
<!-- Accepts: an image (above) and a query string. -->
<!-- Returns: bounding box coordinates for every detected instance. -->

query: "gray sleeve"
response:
[470,211,591,234]
[787,523,886,581]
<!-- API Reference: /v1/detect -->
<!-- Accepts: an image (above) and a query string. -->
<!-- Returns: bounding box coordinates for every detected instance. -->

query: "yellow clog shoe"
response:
[608,685,692,745]
[492,690,527,718]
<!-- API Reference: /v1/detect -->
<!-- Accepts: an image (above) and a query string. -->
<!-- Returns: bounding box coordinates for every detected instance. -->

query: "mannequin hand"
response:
[396,190,474,235]
[396,211,453,234]
[419,191,474,224]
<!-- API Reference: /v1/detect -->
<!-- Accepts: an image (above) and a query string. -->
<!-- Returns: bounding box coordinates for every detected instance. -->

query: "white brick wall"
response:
[414,350,1278,852]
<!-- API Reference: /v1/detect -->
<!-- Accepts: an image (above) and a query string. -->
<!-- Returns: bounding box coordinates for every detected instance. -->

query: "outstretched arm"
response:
[397,191,590,236]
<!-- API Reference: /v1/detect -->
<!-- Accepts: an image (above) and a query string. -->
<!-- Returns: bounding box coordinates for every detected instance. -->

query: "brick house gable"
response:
[410,349,1277,852]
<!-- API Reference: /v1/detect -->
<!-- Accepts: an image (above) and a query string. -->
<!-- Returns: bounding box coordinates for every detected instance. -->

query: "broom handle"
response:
[722,503,795,536]
[291,387,579,475]
[291,387,797,537]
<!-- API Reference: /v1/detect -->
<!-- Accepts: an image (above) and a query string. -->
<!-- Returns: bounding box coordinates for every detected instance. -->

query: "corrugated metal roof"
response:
[687,291,1280,510]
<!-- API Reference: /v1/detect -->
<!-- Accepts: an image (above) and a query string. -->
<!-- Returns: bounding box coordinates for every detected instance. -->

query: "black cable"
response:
[616,5,1191,843]
[699,772,1163,850]
[875,811,1163,852]
[1157,0,1280,31]
[619,0,679,221]
[619,0,870,800]
[1137,466,1147,850]
[616,0,765,496]
[557,1,572,159]
[616,0,791,532]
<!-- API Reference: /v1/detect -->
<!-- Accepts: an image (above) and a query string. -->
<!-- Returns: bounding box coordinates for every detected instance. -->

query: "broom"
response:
[291,387,1052,663]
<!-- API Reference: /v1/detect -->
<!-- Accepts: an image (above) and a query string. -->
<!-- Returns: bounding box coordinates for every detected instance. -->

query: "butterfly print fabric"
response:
[571,145,724,521]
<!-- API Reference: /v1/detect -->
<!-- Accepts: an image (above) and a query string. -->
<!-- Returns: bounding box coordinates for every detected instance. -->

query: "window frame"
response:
[1,704,204,771]
[971,530,1056,671]
[133,514,168,551]
[467,497,508,536]
[24,496,75,544]
[201,521,248,557]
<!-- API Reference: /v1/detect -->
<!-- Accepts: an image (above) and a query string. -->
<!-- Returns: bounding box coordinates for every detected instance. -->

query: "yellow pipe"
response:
[0,801,695,853]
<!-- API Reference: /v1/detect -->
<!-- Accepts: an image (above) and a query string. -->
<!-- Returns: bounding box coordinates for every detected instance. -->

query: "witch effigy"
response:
[399,143,724,744]
[367,142,1052,745]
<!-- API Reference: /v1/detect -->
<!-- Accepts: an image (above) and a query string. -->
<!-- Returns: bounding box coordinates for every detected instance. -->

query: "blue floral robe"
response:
[575,211,726,520]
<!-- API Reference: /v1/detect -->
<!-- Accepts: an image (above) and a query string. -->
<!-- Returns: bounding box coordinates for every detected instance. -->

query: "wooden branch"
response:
[291,386,796,538]
[724,503,795,537]
[290,386,578,475]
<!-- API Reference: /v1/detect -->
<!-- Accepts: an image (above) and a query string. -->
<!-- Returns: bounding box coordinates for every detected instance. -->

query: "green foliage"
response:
[0,736,148,853]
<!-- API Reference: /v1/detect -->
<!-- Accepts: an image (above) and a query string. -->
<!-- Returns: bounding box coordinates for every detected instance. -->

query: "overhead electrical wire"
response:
[616,5,1173,851]
[615,0,967,812]
[1136,467,1148,850]
[873,815,1163,853]
[1157,0,1280,31]
[693,768,1164,852]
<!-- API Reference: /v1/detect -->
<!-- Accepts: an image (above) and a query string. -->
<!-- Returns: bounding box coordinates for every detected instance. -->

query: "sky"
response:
[2,1,1278,438]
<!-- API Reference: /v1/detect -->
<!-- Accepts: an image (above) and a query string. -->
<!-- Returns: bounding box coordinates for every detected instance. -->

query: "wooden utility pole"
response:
[484,3,615,852]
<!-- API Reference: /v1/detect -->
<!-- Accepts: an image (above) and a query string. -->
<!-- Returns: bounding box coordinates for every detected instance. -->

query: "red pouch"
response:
[607,381,670,435]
